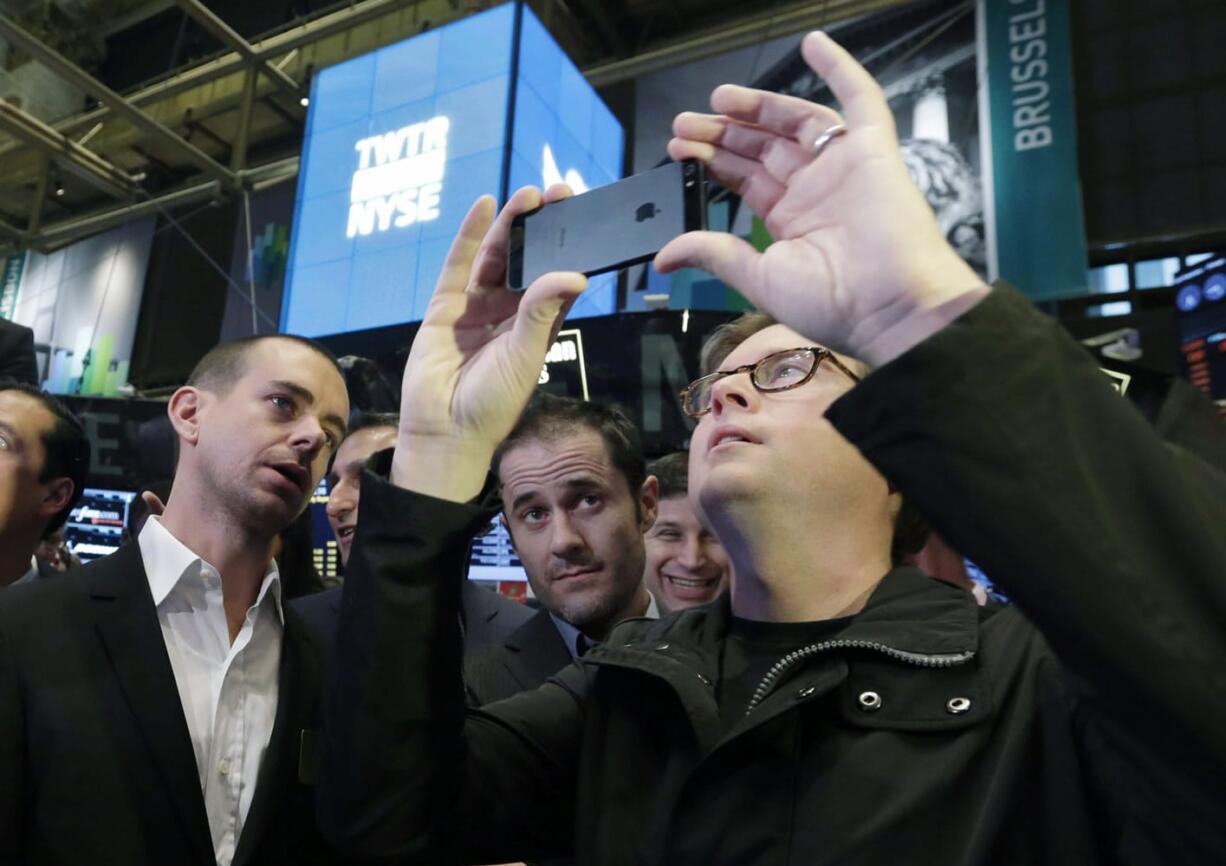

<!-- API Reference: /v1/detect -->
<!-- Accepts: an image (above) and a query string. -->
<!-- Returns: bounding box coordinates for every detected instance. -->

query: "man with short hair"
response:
[642,451,730,614]
[0,382,89,587]
[319,34,1226,865]
[0,334,349,866]
[465,392,659,703]
[293,410,532,655]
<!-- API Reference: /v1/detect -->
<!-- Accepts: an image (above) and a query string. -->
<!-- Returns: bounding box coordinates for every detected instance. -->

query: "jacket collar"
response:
[626,566,980,658]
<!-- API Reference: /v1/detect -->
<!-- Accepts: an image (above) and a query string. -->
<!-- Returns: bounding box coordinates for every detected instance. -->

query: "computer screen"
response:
[468,518,530,600]
[308,478,342,583]
[1176,255,1226,418]
[63,487,137,563]
[308,475,528,597]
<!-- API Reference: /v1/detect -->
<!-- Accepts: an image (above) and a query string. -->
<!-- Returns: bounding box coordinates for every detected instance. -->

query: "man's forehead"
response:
[722,324,862,375]
[657,495,700,520]
[0,390,56,437]
[337,425,397,465]
[499,431,616,494]
[235,342,349,414]
[721,324,810,368]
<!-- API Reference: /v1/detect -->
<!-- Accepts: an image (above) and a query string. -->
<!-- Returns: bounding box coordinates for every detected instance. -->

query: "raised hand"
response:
[391,185,587,502]
[655,31,988,366]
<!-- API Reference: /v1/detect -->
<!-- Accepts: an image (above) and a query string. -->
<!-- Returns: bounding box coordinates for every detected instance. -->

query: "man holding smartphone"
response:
[319,32,1226,866]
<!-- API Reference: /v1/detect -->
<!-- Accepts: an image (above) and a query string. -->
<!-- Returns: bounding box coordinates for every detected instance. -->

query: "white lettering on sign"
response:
[347,115,449,238]
[1007,0,1052,152]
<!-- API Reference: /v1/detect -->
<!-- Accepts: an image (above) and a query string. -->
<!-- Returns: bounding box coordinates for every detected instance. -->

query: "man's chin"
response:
[696,464,762,510]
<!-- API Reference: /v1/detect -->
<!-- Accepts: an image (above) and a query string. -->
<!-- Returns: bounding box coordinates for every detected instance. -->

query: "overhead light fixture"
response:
[299,96,310,107]
[54,184,65,196]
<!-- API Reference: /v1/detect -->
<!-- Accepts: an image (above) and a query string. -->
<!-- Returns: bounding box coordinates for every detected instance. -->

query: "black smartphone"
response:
[508,159,707,290]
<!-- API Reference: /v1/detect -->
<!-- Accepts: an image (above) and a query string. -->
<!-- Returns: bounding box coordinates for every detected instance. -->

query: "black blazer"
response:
[292,580,533,657]
[0,318,38,386]
[463,607,575,705]
[0,543,335,866]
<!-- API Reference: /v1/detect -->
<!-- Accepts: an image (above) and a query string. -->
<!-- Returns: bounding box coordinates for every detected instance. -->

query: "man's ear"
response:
[639,475,659,534]
[167,386,205,447]
[40,478,74,521]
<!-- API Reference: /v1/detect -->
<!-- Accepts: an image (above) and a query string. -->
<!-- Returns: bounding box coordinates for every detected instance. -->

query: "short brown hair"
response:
[187,335,341,395]
[697,313,928,565]
[492,392,645,502]
[647,452,689,499]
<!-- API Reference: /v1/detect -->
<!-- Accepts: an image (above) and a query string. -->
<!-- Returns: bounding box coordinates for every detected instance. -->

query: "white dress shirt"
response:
[138,517,283,866]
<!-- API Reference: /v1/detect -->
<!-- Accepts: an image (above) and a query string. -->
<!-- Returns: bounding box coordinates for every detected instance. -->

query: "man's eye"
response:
[269,395,294,412]
[764,363,806,385]
[579,494,602,508]
[521,508,546,524]
[656,529,681,540]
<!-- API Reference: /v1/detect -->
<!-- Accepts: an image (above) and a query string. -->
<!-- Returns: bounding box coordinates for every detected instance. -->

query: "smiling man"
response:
[464,392,659,704]
[642,451,730,613]
[1,334,349,866]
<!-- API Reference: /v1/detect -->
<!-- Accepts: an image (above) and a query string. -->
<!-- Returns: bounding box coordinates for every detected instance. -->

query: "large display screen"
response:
[283,3,624,338]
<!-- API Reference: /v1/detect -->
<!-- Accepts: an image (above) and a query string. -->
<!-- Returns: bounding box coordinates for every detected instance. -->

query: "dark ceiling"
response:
[0,0,910,255]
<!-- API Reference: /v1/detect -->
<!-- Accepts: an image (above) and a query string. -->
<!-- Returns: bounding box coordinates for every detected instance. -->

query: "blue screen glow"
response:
[283,3,625,337]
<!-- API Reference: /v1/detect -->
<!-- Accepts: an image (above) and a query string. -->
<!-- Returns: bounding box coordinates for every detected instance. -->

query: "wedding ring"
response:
[811,123,848,158]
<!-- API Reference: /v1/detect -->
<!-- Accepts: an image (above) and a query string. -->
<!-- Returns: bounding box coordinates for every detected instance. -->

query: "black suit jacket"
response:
[0,543,335,866]
[0,319,38,386]
[293,580,533,657]
[463,607,575,705]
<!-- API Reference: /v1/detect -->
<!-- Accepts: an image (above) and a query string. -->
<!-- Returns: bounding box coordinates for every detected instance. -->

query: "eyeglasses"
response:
[679,347,861,418]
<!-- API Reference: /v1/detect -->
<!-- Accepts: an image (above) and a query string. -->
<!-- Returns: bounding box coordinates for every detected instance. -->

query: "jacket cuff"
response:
[355,447,502,566]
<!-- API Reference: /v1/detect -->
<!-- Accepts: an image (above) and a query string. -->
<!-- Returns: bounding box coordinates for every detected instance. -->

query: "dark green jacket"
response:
[319,286,1226,865]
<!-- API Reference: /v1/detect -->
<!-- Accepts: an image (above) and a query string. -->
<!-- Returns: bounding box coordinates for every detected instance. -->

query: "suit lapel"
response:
[232,609,320,866]
[503,609,574,690]
[89,544,215,866]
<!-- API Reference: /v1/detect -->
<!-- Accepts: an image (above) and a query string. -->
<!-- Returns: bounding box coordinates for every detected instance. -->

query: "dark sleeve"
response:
[826,283,1226,772]
[0,321,38,387]
[317,471,583,864]
[0,627,26,865]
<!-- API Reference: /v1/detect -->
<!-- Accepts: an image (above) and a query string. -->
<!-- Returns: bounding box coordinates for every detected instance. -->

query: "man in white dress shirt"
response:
[0,334,349,866]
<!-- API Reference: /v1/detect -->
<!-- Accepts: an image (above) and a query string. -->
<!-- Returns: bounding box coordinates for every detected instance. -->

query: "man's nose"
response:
[675,535,705,570]
[291,417,329,458]
[709,372,756,418]
[327,483,356,518]
[550,511,587,558]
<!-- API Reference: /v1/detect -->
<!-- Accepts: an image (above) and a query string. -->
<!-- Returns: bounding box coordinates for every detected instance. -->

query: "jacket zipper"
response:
[744,639,976,715]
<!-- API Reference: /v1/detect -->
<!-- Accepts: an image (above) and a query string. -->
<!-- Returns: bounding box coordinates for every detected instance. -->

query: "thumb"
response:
[511,271,587,360]
[141,490,166,516]
[654,231,761,295]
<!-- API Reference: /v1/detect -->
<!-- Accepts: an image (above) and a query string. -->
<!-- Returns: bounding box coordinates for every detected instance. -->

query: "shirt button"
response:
[218,759,231,776]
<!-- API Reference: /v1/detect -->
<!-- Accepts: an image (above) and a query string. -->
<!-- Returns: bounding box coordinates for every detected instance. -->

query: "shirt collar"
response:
[138,516,284,624]
[549,591,661,660]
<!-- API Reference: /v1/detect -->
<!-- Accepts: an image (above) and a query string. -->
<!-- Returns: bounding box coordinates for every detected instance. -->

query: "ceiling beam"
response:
[171,0,305,102]
[0,12,237,188]
[0,101,138,200]
[50,0,422,140]
[582,0,909,87]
